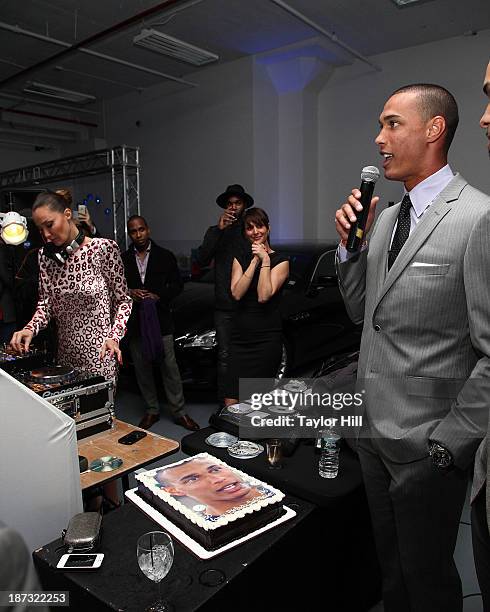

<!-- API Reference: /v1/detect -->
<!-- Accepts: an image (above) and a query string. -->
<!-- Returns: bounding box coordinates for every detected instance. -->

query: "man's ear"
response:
[427,116,446,144]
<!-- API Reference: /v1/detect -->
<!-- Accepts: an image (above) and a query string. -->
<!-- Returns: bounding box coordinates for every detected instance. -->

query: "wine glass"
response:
[265,438,283,469]
[137,531,174,612]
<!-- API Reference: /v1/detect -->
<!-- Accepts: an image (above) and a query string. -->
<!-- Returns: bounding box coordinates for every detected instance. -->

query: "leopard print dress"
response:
[25,238,132,381]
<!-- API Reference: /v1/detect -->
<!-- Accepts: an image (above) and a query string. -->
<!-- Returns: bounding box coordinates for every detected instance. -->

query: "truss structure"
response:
[0,145,140,250]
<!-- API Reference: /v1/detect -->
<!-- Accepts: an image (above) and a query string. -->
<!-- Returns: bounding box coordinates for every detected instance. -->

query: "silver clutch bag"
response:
[62,512,102,553]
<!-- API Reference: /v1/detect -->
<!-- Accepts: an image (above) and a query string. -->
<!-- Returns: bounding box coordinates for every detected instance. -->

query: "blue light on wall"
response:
[104,207,111,216]
[256,46,335,94]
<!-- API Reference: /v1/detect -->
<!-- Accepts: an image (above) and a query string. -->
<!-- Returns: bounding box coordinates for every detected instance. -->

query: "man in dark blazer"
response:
[123,215,199,431]
[335,84,490,611]
[196,184,252,409]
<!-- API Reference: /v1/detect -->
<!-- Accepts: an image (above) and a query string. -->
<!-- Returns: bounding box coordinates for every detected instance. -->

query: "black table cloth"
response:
[34,433,381,611]
[34,494,317,612]
[181,427,363,508]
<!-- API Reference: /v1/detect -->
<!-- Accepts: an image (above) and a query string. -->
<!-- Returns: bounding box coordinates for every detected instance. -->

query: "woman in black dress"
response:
[225,208,289,405]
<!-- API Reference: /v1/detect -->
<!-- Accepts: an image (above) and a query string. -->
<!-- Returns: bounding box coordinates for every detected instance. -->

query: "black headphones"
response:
[43,230,85,266]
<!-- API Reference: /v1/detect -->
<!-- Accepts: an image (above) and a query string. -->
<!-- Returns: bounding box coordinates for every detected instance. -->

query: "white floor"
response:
[115,384,484,612]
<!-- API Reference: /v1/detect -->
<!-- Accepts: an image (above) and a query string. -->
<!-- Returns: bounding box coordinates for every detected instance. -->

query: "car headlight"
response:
[179,330,217,349]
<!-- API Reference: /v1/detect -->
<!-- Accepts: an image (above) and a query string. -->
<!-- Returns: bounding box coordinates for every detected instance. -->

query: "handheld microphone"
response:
[346,165,380,252]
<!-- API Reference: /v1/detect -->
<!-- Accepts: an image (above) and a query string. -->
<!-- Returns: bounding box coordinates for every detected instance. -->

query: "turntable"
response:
[10,362,115,440]
[29,365,76,384]
[0,344,45,375]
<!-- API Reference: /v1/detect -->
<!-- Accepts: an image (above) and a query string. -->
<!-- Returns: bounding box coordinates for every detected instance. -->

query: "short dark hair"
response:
[391,83,459,153]
[127,214,148,229]
[154,457,213,488]
[243,207,270,231]
[32,189,72,213]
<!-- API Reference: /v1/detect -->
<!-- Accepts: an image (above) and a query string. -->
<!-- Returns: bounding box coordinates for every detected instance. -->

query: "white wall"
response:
[5,29,488,252]
[318,29,490,240]
[105,27,490,252]
[104,57,255,255]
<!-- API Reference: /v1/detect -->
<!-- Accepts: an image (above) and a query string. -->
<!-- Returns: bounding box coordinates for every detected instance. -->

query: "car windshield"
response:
[279,251,315,287]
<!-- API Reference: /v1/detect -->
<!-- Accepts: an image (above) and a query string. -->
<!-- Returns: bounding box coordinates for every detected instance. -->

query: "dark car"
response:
[171,241,361,387]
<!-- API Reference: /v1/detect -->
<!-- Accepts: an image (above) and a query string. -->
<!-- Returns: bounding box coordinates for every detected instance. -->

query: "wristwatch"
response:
[428,440,453,469]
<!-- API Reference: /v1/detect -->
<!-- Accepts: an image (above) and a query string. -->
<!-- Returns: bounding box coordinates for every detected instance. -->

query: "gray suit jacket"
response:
[0,521,48,612]
[337,174,490,470]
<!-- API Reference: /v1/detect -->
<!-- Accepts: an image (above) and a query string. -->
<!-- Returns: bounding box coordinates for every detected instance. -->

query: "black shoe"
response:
[139,413,160,430]
[174,414,200,431]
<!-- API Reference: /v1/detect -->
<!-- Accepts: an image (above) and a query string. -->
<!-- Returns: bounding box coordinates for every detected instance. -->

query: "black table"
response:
[34,434,381,611]
[181,428,364,508]
[181,428,382,609]
[34,494,317,612]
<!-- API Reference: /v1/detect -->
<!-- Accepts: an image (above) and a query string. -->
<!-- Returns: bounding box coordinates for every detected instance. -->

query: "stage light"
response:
[0,211,29,245]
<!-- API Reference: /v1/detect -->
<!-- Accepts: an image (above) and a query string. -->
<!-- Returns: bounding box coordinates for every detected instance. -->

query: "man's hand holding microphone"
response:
[335,166,380,249]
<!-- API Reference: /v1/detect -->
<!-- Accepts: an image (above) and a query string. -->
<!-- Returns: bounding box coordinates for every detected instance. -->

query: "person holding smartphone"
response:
[196,184,253,411]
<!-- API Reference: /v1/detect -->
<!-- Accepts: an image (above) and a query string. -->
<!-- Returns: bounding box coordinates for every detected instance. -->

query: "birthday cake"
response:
[136,452,285,550]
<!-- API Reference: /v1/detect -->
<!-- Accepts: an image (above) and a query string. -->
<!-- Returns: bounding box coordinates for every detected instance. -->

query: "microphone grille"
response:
[361,165,380,183]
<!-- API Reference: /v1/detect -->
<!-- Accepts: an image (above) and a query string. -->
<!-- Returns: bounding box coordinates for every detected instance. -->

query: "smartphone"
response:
[57,553,104,570]
[118,430,147,445]
[78,204,87,215]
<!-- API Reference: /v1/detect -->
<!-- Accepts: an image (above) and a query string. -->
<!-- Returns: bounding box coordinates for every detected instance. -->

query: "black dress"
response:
[226,251,288,399]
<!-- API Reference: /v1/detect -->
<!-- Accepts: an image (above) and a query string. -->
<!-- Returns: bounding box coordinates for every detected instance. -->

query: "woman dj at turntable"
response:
[10,190,132,381]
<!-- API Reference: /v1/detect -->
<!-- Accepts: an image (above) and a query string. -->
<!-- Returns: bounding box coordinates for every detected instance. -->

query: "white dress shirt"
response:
[134,242,152,283]
[338,164,454,262]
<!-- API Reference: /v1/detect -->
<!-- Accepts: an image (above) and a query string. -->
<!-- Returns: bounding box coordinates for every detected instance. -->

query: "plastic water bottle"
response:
[318,430,341,479]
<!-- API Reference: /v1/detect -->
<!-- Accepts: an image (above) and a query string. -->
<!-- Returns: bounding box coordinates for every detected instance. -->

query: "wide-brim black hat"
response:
[216,184,254,209]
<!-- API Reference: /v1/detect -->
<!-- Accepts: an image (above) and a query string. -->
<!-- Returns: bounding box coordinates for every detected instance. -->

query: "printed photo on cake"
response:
[154,456,272,518]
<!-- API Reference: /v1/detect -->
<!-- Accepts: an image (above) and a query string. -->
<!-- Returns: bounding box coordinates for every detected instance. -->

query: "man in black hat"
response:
[197,184,253,408]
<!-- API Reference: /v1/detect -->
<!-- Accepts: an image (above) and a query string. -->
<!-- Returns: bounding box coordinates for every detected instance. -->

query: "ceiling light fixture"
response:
[23,81,96,104]
[0,211,28,245]
[133,29,218,66]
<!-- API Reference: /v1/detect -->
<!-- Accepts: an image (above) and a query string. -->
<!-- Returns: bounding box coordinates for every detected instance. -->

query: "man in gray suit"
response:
[335,83,490,612]
[471,60,490,609]
[0,521,49,612]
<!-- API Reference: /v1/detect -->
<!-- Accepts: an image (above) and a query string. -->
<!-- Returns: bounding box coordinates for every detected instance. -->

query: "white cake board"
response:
[125,488,296,560]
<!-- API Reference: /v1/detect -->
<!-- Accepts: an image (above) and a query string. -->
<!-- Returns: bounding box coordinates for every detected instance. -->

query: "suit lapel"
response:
[375,174,467,307]
[145,242,156,286]
[369,204,398,296]
[127,247,143,288]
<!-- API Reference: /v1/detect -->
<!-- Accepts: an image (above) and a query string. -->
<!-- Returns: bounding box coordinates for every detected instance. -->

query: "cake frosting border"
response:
[136,452,285,532]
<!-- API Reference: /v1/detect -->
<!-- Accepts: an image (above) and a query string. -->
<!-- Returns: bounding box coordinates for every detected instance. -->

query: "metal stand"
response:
[0,145,140,250]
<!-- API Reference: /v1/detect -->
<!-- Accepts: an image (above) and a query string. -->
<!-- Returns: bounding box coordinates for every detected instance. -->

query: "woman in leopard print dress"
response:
[10,191,132,381]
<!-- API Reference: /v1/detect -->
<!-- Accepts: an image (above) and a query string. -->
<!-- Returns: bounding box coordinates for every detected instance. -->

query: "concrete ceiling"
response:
[0,0,489,150]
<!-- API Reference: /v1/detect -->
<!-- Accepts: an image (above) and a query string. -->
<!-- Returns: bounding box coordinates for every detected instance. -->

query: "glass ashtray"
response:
[205,432,239,448]
[227,441,264,459]
[226,403,253,415]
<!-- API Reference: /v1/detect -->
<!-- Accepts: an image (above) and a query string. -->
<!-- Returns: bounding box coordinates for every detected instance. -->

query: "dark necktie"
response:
[388,194,412,270]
